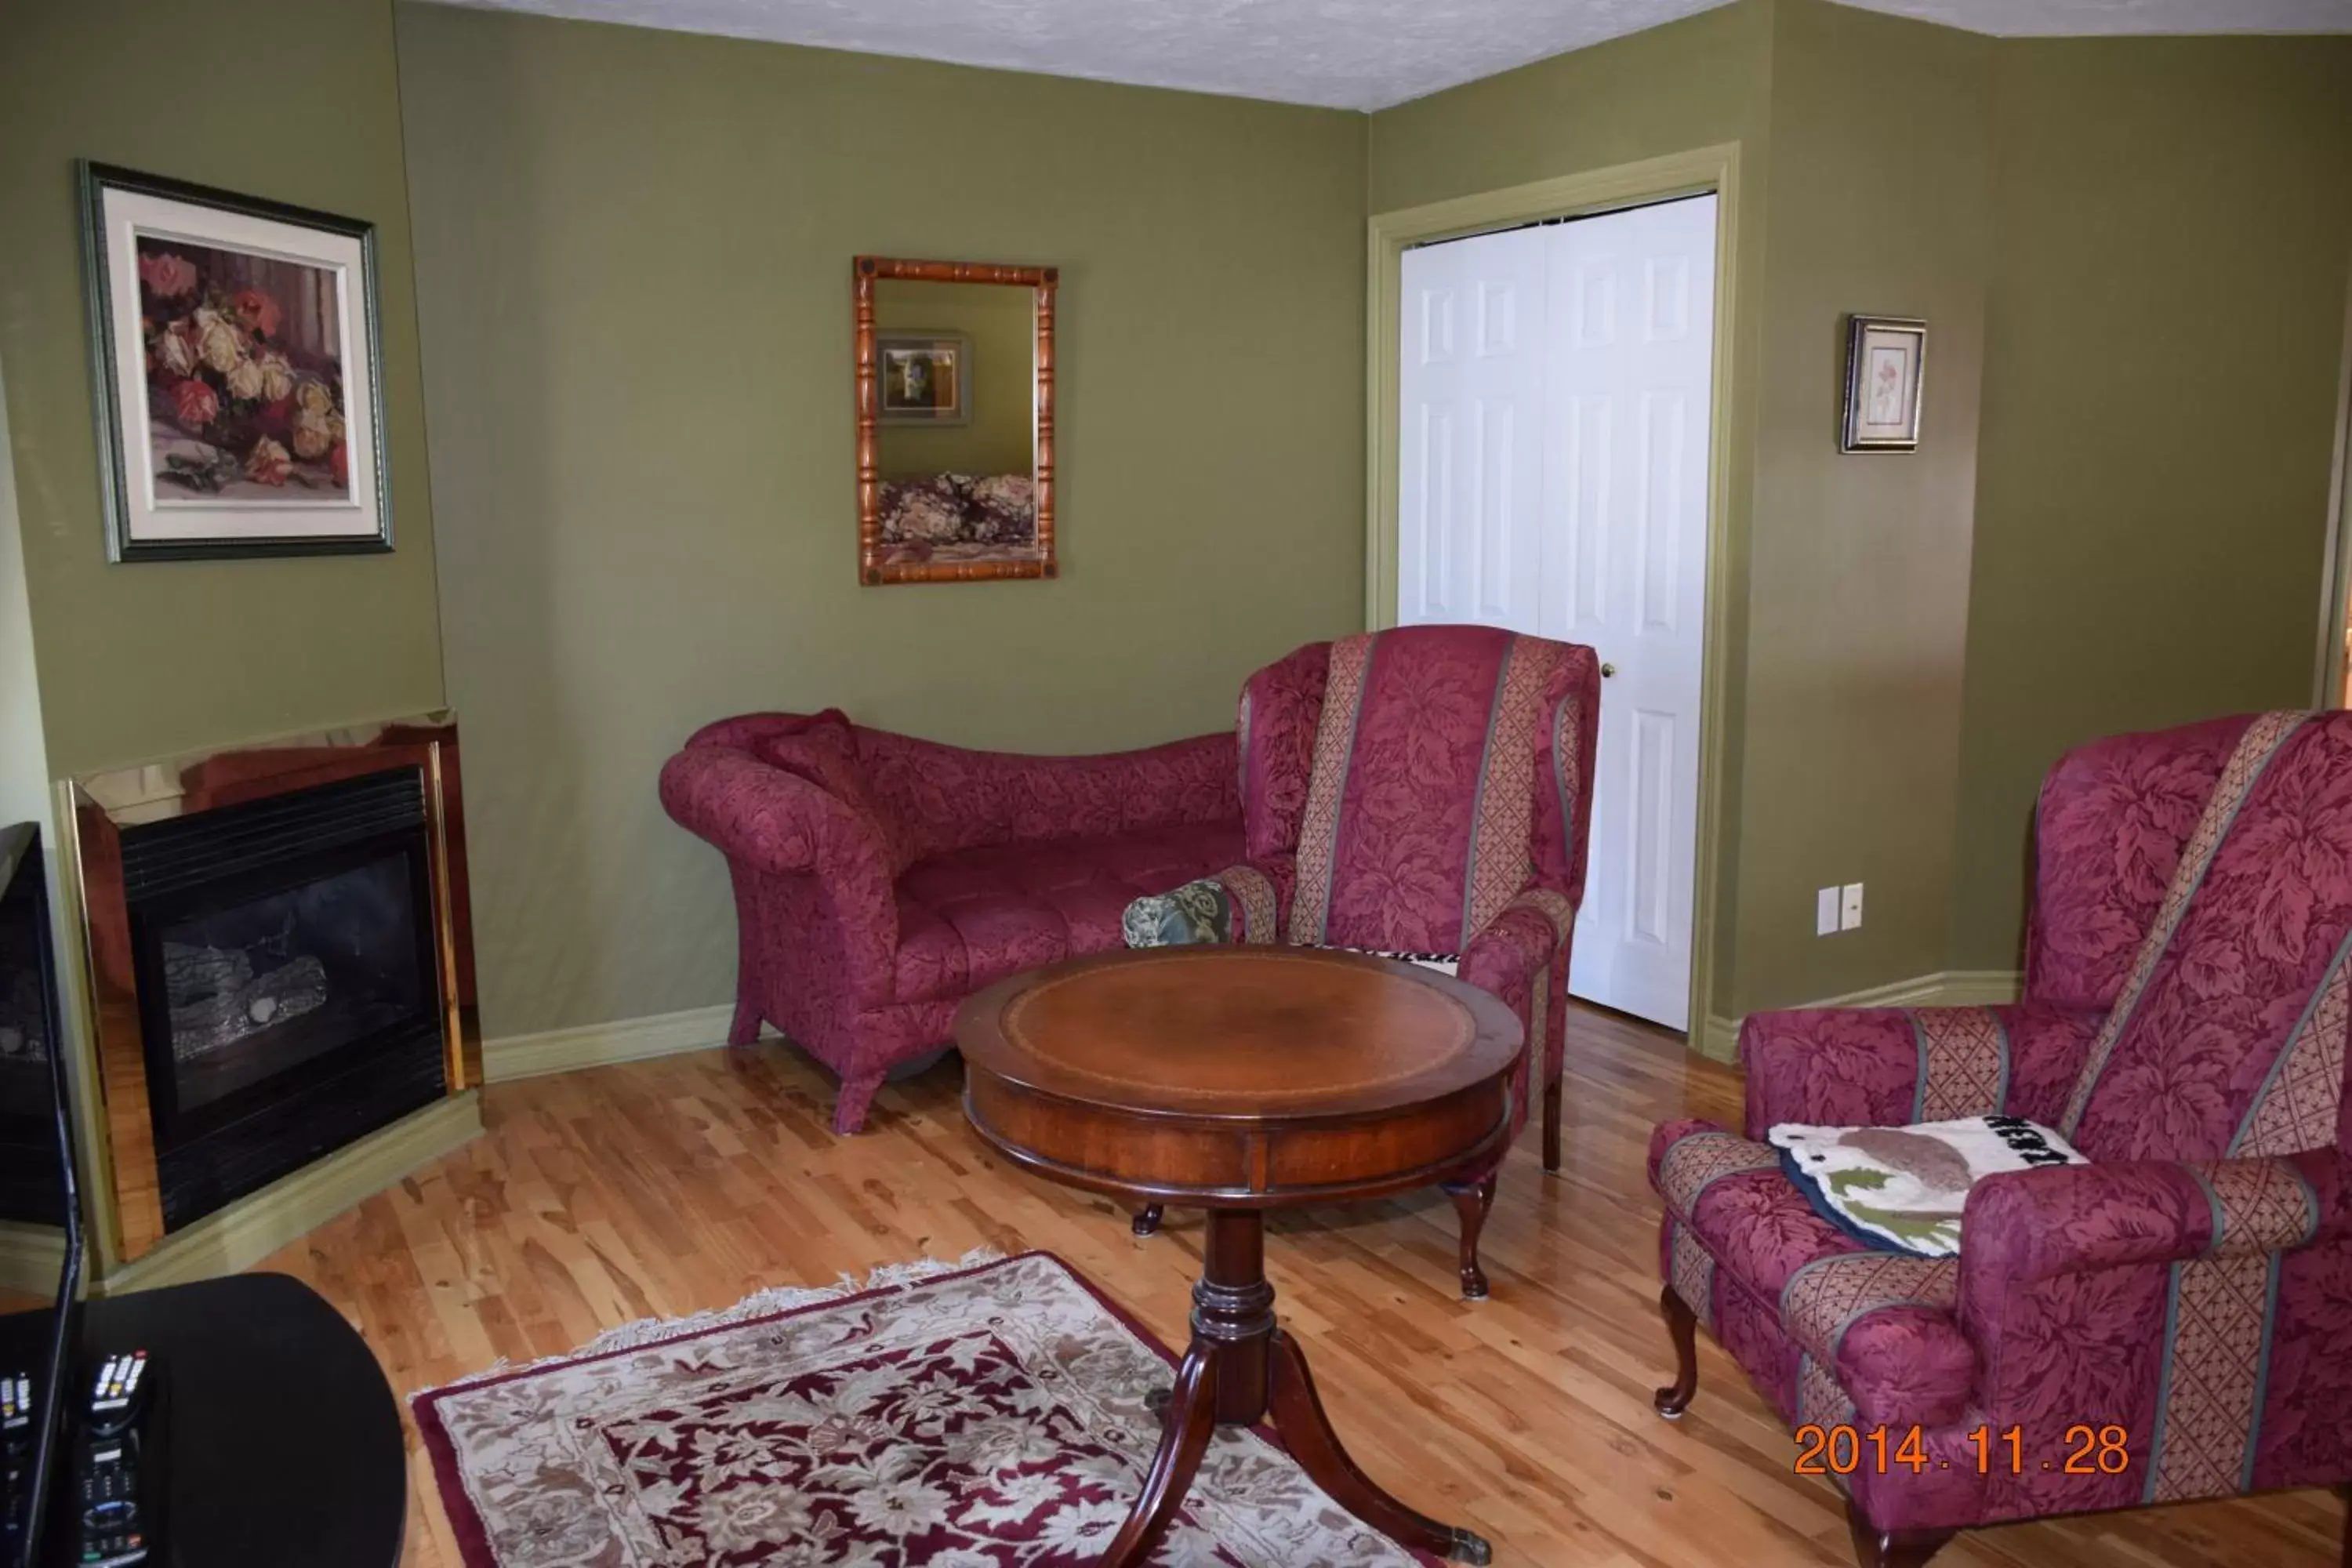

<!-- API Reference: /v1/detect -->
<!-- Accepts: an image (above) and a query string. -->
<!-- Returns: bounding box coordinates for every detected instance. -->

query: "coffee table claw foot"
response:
[1449,1528,1494,1566]
[1132,1203,1164,1238]
[1266,1328,1484,1561]
[1101,1348,1218,1568]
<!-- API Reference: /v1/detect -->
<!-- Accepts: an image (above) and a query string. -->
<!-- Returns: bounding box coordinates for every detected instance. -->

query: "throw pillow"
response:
[1123,879,1232,947]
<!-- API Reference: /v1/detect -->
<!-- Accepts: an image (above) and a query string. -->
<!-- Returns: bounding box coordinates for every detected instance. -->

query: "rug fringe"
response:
[410,1247,1005,1401]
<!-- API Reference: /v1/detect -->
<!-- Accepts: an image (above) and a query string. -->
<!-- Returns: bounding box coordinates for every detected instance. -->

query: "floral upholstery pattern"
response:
[1655,710,2352,1544]
[1126,625,1600,1177]
[1238,643,1330,862]
[1740,1003,2106,1139]
[663,713,1240,1132]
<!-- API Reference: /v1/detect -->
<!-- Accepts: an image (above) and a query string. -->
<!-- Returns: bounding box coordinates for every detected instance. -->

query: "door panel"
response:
[1399,227,1545,631]
[1398,195,1717,1032]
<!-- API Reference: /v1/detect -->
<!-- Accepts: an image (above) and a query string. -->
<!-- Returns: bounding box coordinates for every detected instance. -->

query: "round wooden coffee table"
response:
[956,945,1523,1566]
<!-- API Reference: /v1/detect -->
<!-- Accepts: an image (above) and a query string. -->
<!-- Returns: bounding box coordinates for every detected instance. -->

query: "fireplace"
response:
[123,769,446,1230]
[68,714,477,1261]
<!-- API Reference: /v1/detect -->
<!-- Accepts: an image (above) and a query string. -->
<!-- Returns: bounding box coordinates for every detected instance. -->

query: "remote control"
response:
[74,1353,155,1567]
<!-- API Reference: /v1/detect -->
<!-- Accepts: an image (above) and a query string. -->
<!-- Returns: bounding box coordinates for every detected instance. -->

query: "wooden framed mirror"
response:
[854,256,1057,585]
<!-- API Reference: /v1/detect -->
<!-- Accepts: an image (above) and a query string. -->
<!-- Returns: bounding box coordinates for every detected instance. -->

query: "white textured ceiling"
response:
[424,0,2352,111]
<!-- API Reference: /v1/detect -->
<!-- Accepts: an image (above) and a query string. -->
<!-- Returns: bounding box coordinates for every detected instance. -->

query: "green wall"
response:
[0,0,445,778]
[1367,2,1771,214]
[1947,38,2352,970]
[873,280,1036,481]
[392,4,1368,1039]
[1732,0,1991,1012]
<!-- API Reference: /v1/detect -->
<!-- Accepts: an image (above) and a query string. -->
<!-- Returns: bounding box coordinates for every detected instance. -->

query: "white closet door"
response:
[1547,194,1715,1032]
[1396,198,1715,1032]
[1397,226,1546,630]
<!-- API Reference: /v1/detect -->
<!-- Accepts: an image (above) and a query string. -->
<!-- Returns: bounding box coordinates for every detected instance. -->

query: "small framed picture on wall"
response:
[1840,314,1926,453]
[80,162,392,561]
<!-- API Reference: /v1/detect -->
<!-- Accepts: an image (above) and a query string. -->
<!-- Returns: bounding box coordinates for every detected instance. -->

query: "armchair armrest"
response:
[1940,1148,2351,1511]
[1961,1148,2350,1305]
[1459,885,1574,1000]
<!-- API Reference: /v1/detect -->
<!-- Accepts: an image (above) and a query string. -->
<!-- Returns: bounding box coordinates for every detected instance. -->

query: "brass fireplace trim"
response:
[63,710,480,1264]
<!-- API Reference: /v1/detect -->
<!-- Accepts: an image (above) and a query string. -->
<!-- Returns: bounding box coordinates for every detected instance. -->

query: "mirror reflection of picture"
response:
[877,334,971,425]
[1840,315,1926,453]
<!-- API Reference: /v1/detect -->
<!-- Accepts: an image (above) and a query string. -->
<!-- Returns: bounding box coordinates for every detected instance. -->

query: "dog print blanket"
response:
[1768,1114,2087,1257]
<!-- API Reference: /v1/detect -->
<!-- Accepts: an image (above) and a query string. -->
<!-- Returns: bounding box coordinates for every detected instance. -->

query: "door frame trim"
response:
[1364,143,1742,1040]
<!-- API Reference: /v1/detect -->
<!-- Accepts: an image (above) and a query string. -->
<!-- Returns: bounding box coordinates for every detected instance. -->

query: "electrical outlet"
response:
[1816,887,1841,936]
[1841,882,1864,931]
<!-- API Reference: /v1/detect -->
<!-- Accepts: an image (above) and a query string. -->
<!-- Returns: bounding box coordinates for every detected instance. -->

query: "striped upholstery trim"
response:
[2193,1160,2321,1256]
[1459,636,1560,949]
[1528,957,1552,1075]
[2060,712,2311,1136]
[1552,689,1584,874]
[2143,1162,2320,1503]
[1780,1252,1959,1371]
[2232,924,2352,1157]
[1797,1352,1857,1435]
[1910,1007,2012,1122]
[1217,865,1279,946]
[1655,1129,1778,1221]
[2145,1253,2283,1504]
[1235,688,1253,808]
[1668,1216,1716,1334]
[1287,633,1375,947]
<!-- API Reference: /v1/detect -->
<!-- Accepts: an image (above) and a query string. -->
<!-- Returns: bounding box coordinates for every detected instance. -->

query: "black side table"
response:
[13,1272,405,1568]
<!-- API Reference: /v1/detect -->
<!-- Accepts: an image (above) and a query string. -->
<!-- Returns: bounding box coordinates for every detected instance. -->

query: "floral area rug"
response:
[413,1250,1436,1567]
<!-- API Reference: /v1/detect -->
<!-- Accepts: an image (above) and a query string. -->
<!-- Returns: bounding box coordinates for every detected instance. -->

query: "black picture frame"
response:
[78,161,394,561]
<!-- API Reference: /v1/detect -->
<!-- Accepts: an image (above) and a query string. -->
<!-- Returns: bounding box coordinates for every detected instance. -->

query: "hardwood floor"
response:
[255,1004,2348,1568]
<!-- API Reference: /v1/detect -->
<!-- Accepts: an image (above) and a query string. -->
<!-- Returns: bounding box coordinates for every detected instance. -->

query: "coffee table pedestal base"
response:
[1101,1210,1491,1567]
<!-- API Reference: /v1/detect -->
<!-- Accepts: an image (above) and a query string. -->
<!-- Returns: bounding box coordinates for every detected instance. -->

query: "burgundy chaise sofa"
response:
[659,710,1242,1132]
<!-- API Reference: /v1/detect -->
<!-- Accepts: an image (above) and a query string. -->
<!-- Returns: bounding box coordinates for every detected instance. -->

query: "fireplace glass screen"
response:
[156,851,427,1118]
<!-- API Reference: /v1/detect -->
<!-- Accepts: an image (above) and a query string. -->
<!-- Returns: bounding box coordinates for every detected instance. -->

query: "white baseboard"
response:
[483,1002,767,1083]
[1693,969,2025,1064]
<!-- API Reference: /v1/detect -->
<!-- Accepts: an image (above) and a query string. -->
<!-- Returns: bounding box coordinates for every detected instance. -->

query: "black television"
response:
[0,822,82,1568]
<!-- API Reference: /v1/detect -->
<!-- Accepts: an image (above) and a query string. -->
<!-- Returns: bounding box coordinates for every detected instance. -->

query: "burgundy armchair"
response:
[1649,711,2352,1567]
[660,710,1243,1132]
[1127,624,1601,1298]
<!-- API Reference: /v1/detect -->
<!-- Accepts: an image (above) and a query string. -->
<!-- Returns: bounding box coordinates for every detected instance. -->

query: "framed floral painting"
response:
[1839,314,1926,453]
[80,162,390,561]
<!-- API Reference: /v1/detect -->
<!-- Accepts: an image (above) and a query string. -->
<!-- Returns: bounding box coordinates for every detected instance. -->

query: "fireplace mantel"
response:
[59,712,481,1273]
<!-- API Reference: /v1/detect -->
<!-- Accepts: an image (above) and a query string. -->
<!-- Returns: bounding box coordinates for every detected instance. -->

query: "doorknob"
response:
[1600,662,1617,678]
